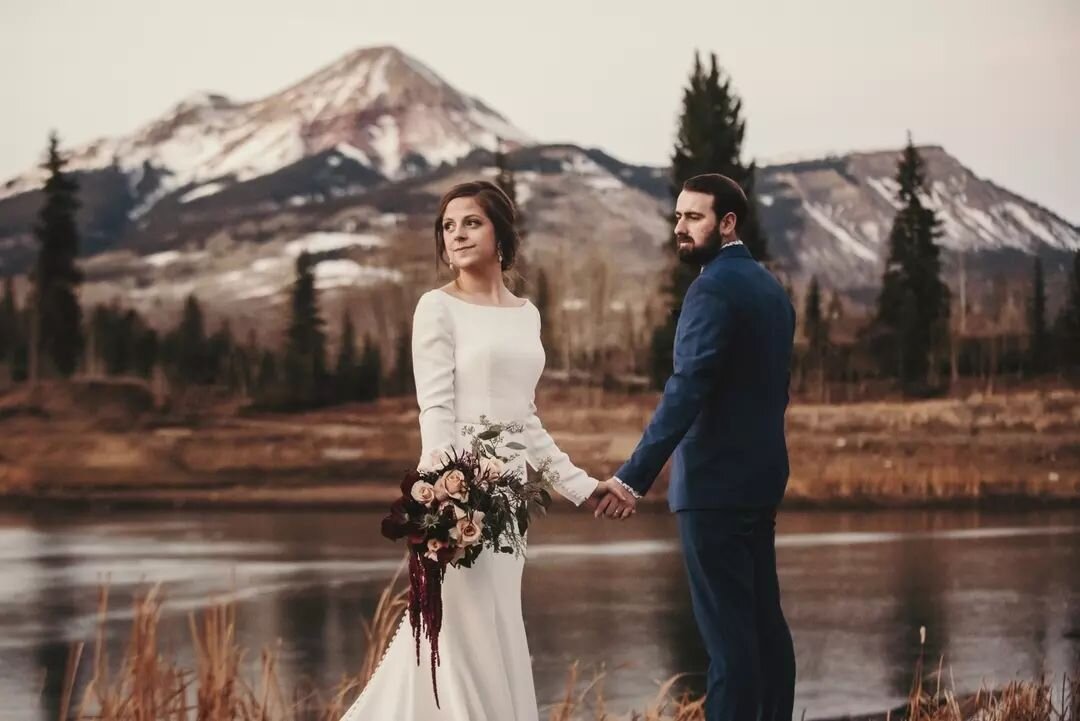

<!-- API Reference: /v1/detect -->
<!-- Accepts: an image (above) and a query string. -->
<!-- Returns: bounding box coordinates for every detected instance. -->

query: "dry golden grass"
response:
[893,627,1079,721]
[5,387,1077,509]
[54,579,1076,721]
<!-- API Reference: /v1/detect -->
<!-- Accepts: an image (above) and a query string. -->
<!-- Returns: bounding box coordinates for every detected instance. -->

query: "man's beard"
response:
[675,226,724,265]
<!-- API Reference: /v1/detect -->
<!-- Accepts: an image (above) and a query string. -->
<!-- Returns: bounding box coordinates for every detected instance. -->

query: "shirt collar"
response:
[701,239,745,274]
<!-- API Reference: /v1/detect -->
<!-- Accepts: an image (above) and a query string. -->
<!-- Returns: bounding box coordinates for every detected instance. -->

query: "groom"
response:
[597,174,796,720]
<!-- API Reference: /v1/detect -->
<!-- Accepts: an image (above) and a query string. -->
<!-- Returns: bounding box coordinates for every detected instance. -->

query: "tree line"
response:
[4,132,412,409]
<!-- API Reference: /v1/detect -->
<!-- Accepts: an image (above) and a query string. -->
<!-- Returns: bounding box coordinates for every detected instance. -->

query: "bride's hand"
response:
[586,479,636,520]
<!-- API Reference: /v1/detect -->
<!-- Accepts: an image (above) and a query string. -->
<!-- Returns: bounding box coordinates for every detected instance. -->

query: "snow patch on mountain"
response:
[1000,201,1063,248]
[801,201,878,262]
[284,232,385,257]
[866,177,902,210]
[314,260,403,290]
[179,182,227,203]
[335,143,372,166]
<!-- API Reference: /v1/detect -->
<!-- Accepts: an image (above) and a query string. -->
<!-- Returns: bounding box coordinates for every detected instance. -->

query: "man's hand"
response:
[587,478,637,519]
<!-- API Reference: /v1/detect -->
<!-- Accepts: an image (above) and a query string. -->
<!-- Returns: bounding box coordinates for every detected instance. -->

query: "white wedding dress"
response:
[340,289,599,721]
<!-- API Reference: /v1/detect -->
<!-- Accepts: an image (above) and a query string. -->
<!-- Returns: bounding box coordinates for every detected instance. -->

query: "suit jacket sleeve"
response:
[615,276,733,496]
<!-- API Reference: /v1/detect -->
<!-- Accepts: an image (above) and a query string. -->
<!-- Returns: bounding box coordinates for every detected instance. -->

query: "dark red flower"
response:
[400,469,421,496]
[435,545,457,565]
[381,499,420,541]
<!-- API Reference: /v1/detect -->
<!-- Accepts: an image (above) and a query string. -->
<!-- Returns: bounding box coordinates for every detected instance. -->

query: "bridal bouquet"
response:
[379,418,553,706]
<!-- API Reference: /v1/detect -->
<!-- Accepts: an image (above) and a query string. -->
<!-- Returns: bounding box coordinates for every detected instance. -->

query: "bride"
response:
[339,180,632,720]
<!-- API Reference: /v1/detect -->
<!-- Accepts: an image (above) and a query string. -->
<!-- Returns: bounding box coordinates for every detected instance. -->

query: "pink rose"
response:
[410,481,436,505]
[433,477,450,502]
[440,469,467,501]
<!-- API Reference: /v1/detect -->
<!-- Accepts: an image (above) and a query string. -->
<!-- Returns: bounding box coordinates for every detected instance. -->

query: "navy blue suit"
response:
[616,242,796,720]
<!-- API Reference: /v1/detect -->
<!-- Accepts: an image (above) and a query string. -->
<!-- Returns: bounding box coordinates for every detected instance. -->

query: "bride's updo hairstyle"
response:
[434,181,520,273]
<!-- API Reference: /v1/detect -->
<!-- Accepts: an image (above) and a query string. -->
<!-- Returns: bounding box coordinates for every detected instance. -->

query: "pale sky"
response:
[2,0,1077,222]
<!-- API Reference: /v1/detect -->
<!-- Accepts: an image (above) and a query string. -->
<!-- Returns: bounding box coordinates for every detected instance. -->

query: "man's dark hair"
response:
[682,174,749,232]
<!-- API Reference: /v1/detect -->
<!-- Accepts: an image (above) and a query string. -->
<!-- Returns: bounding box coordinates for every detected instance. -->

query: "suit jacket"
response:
[616,243,796,511]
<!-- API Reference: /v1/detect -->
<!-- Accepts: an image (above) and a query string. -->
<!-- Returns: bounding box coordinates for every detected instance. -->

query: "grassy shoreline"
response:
[3,383,1077,511]
[49,577,1078,721]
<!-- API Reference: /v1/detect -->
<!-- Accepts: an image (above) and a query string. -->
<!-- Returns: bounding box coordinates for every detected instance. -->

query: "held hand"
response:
[590,479,637,520]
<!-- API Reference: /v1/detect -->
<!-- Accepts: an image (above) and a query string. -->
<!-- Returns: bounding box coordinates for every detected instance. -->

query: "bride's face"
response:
[441,196,499,272]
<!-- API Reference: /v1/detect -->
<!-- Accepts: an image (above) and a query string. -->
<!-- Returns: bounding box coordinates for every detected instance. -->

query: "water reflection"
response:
[0,508,1078,721]
[29,512,82,721]
[886,524,949,699]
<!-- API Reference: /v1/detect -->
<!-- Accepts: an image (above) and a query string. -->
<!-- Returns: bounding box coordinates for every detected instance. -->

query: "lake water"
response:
[1,507,1078,720]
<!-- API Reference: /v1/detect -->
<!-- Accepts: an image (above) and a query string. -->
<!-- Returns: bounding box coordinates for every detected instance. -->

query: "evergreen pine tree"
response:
[117,308,139,375]
[495,144,530,294]
[1054,250,1080,369]
[494,146,517,208]
[13,303,31,381]
[132,320,158,379]
[670,53,768,259]
[1028,257,1049,373]
[533,266,556,361]
[233,328,259,397]
[390,324,413,396]
[871,135,950,390]
[284,251,327,405]
[649,52,768,388]
[335,308,358,400]
[804,276,829,360]
[177,294,208,384]
[803,276,829,398]
[256,349,279,394]
[31,132,84,378]
[91,302,130,376]
[206,319,235,386]
[357,335,382,402]
[0,277,19,369]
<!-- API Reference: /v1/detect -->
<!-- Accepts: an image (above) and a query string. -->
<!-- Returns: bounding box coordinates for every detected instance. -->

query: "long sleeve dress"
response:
[339,288,599,721]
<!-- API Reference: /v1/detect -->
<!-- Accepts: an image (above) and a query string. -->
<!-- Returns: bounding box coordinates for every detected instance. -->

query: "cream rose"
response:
[433,477,450,502]
[452,511,485,546]
[440,469,467,501]
[410,481,436,505]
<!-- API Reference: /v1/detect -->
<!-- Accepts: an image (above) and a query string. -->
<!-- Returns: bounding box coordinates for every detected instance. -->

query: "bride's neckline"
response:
[436,288,529,309]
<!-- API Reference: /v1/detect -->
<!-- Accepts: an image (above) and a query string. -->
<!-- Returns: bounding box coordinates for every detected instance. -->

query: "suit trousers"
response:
[676,508,796,721]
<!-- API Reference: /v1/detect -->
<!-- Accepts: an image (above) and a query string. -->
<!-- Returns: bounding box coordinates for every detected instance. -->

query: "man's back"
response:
[668,245,796,511]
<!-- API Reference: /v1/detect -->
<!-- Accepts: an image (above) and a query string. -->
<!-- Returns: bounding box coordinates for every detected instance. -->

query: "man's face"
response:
[673,190,735,265]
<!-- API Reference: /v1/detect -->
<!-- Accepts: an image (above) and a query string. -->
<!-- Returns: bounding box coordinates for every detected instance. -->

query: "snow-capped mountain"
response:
[0,43,1077,350]
[0,46,529,210]
[758,146,1080,292]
